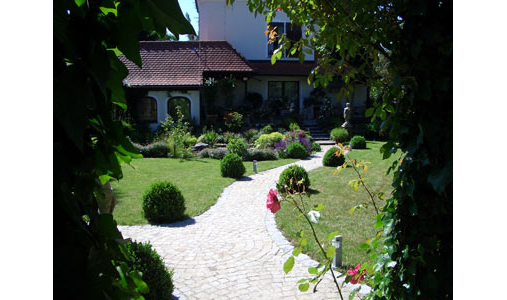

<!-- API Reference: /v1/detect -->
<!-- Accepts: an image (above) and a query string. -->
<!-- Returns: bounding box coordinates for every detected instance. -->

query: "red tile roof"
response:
[120,41,255,87]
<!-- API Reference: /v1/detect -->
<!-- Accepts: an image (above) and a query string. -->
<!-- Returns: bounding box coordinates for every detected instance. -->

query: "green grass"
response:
[274,141,398,270]
[112,157,298,225]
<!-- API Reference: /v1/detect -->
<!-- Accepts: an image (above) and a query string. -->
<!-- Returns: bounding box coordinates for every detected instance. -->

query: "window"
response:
[168,97,191,121]
[267,22,302,58]
[268,81,299,112]
[135,97,157,122]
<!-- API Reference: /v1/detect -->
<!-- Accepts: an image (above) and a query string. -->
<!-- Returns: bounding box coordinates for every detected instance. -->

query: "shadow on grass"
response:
[306,188,321,195]
[177,158,209,163]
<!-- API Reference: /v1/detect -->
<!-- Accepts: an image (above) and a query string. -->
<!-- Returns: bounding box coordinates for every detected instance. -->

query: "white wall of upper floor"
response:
[197,0,314,61]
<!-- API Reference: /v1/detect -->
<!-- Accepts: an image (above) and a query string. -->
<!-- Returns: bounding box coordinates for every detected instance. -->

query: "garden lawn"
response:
[112,157,298,225]
[275,141,399,270]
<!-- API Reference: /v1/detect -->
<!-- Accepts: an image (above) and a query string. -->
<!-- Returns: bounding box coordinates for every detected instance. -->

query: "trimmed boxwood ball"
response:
[330,127,349,143]
[220,153,246,178]
[125,241,174,300]
[142,181,186,224]
[278,165,310,193]
[286,143,309,159]
[350,135,367,149]
[323,146,345,167]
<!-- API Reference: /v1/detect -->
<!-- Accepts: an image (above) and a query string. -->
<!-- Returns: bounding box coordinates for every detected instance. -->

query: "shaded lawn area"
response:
[274,141,399,270]
[112,157,299,225]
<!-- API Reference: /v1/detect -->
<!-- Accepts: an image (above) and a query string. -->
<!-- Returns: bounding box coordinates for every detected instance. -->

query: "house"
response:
[120,0,367,129]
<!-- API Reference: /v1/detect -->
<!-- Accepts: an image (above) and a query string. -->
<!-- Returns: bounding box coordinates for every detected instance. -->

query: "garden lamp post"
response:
[253,160,258,173]
[332,235,343,269]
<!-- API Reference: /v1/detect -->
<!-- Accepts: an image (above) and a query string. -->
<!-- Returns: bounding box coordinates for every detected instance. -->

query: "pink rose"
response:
[266,189,280,213]
[346,264,366,284]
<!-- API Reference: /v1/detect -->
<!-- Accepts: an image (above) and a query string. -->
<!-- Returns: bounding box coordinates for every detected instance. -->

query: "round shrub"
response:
[350,135,367,149]
[220,153,246,178]
[286,143,309,159]
[330,127,349,143]
[323,146,345,167]
[142,181,186,224]
[278,165,310,193]
[125,241,174,300]
[184,136,197,147]
[311,142,322,152]
[227,138,248,159]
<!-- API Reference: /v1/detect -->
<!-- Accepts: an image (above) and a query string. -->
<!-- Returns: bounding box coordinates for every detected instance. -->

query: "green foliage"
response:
[132,141,170,158]
[125,241,174,300]
[160,107,193,158]
[350,136,367,149]
[184,136,197,147]
[244,149,278,161]
[255,132,284,149]
[220,153,246,178]
[289,122,301,132]
[286,143,309,159]
[54,0,194,298]
[198,129,219,147]
[330,128,349,143]
[227,138,248,159]
[311,142,322,152]
[323,147,345,167]
[278,165,310,193]
[224,112,244,132]
[243,128,260,144]
[261,124,273,134]
[142,181,186,224]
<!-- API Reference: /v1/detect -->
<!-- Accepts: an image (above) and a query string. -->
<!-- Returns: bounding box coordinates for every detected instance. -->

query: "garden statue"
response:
[341,102,352,133]
[97,181,116,214]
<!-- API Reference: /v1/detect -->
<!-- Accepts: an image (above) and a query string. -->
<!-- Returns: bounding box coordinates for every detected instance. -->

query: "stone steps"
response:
[302,121,334,145]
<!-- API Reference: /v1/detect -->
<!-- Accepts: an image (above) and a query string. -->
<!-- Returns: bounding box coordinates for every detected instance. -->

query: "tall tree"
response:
[53,0,194,299]
[230,0,452,298]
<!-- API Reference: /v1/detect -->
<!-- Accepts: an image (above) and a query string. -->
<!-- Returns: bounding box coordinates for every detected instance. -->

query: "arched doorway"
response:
[134,97,157,122]
[168,97,191,121]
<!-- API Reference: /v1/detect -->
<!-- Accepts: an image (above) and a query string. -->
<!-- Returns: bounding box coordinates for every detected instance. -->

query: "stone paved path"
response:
[119,146,370,299]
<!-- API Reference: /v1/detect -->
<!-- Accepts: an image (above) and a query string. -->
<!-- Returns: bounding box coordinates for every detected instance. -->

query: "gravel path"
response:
[119,146,369,299]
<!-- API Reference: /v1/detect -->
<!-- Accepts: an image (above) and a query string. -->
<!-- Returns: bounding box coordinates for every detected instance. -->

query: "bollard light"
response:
[331,235,342,269]
[253,160,258,173]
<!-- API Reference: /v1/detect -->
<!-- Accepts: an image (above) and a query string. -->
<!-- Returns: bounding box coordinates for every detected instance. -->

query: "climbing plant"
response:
[229,0,452,298]
[54,0,194,299]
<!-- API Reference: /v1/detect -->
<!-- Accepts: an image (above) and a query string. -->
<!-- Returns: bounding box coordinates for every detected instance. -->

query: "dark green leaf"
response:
[115,1,143,67]
[143,0,195,38]
[54,66,92,152]
[365,107,374,117]
[99,214,122,239]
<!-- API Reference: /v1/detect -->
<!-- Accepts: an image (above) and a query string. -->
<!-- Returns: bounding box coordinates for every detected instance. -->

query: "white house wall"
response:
[198,0,314,61]
[146,90,201,129]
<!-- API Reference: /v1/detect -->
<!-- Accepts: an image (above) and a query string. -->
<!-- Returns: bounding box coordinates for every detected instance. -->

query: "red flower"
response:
[346,264,366,284]
[277,6,282,11]
[266,189,280,213]
[380,131,386,137]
